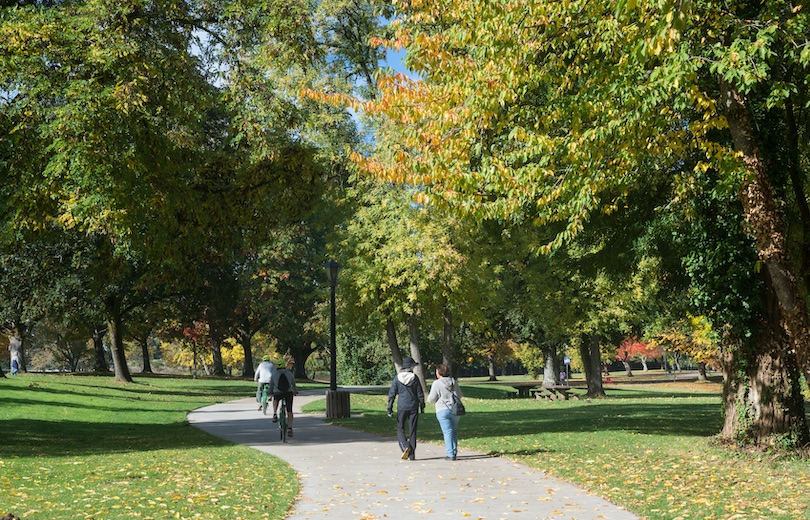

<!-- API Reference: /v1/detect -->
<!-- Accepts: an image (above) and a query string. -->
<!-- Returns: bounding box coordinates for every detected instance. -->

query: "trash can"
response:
[326,389,351,418]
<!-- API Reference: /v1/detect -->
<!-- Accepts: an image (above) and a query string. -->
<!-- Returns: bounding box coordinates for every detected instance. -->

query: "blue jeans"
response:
[436,409,459,458]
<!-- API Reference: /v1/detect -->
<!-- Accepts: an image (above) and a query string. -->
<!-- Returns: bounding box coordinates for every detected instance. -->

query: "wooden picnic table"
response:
[488,381,581,400]
[503,381,544,398]
[533,385,579,400]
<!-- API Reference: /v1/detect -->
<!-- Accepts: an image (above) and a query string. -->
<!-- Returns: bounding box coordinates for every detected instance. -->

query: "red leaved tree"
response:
[616,337,662,376]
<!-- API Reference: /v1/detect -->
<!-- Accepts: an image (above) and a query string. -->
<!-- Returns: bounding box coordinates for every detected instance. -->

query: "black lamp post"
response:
[325,260,340,392]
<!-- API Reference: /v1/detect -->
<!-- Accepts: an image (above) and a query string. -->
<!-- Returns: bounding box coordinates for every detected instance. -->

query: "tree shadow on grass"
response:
[493,448,557,457]
[0,376,255,459]
[3,377,254,405]
[464,383,722,401]
[0,395,172,414]
[461,401,723,440]
[461,386,517,400]
[2,418,230,459]
[586,388,721,400]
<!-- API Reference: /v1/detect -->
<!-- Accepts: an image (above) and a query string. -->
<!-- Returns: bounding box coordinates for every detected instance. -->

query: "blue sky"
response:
[381,47,416,78]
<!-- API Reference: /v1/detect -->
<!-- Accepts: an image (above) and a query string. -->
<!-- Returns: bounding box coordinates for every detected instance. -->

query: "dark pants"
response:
[396,408,419,458]
[273,392,293,413]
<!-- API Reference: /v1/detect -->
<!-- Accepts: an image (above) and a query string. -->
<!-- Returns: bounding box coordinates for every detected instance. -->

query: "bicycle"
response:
[259,383,271,415]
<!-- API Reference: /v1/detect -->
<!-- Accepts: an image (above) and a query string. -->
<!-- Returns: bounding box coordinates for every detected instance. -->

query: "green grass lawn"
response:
[4,372,809,520]
[0,373,299,520]
[305,376,810,520]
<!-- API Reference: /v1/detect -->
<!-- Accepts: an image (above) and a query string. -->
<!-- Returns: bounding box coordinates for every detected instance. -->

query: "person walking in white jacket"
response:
[254,355,275,412]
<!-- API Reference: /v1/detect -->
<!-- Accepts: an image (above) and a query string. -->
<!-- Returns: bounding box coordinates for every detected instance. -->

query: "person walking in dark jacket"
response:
[387,357,425,460]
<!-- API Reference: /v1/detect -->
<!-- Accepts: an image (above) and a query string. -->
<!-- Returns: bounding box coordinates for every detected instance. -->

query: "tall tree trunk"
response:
[487,354,497,381]
[407,313,428,396]
[8,321,28,373]
[441,301,453,372]
[288,335,316,381]
[237,319,255,378]
[697,362,708,381]
[784,95,810,294]
[200,349,211,375]
[720,325,809,447]
[385,313,404,370]
[210,336,225,376]
[720,78,810,446]
[542,345,558,386]
[784,95,810,393]
[135,327,152,373]
[579,335,606,398]
[191,348,199,379]
[106,296,132,383]
[91,325,110,373]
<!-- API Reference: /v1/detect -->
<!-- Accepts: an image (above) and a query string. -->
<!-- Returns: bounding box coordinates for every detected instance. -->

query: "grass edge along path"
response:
[304,377,810,520]
[0,374,298,520]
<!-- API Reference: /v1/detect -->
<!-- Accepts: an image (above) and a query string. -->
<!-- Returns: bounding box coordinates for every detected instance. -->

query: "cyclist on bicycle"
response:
[254,355,275,413]
[271,359,298,437]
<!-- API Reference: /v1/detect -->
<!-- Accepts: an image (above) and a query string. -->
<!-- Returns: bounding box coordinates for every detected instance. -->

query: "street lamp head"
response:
[325,259,341,288]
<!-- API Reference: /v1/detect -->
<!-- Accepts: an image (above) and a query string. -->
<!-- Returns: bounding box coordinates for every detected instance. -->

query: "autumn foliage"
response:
[616,337,662,372]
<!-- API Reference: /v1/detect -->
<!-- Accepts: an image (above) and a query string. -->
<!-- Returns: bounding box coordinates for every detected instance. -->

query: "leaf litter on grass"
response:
[1,375,298,519]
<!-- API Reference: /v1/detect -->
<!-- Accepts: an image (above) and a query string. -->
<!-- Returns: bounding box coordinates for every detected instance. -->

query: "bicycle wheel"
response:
[261,385,269,415]
[279,406,287,443]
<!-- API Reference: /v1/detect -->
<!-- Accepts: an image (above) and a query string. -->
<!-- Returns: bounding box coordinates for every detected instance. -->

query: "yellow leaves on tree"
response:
[160,337,245,372]
[647,315,719,366]
[335,0,765,261]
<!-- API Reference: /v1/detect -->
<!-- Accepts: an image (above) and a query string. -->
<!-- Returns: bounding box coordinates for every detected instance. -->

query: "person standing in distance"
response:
[254,355,275,412]
[387,357,425,460]
[427,363,463,461]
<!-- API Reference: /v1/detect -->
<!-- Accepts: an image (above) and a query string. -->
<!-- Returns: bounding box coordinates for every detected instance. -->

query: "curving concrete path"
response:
[188,390,639,520]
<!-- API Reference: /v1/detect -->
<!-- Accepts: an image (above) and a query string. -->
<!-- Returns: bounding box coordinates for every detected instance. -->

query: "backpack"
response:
[449,392,466,416]
[445,379,465,416]
[276,370,291,393]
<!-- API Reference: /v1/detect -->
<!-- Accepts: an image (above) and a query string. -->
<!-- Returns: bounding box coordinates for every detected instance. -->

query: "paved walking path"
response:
[188,390,638,520]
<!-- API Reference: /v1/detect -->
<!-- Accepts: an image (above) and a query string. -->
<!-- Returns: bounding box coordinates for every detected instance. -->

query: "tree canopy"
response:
[352,0,810,447]
[4,0,810,451]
